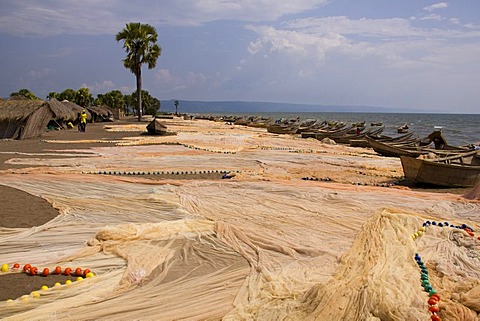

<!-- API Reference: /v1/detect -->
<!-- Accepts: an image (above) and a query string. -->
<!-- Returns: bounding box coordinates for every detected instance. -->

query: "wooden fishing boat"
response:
[155,114,174,119]
[233,117,250,126]
[296,119,320,134]
[301,122,347,138]
[376,132,414,143]
[267,123,300,134]
[146,118,168,135]
[331,126,384,145]
[267,118,301,134]
[400,150,480,187]
[247,117,274,128]
[350,132,415,148]
[397,123,409,133]
[365,136,468,158]
[222,115,238,124]
[313,125,352,140]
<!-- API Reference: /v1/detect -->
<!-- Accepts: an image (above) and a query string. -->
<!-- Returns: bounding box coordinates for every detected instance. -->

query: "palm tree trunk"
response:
[136,63,142,121]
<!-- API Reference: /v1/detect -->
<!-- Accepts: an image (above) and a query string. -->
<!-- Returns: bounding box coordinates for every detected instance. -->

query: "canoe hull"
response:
[267,124,299,134]
[146,119,168,135]
[400,154,480,187]
[366,137,426,158]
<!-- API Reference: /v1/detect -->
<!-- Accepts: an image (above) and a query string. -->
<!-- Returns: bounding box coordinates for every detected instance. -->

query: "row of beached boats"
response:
[189,114,480,188]
[265,118,480,188]
[366,131,480,187]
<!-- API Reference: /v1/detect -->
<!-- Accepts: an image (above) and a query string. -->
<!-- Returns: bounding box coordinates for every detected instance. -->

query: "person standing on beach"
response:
[76,113,81,131]
[80,110,87,132]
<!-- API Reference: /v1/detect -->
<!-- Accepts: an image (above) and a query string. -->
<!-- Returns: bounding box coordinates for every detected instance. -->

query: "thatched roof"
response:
[61,100,92,121]
[0,99,46,122]
[47,98,77,121]
[8,95,29,101]
[87,105,113,118]
[0,99,53,139]
[0,98,101,139]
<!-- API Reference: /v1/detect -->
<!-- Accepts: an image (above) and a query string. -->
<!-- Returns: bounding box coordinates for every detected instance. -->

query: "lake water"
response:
[207,112,480,147]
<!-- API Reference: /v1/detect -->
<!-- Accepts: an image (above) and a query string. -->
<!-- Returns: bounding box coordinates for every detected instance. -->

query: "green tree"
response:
[174,100,179,115]
[116,22,161,121]
[123,94,134,115]
[96,90,125,110]
[149,97,160,116]
[10,89,38,100]
[130,89,160,116]
[47,92,59,100]
[76,87,93,107]
[58,89,77,102]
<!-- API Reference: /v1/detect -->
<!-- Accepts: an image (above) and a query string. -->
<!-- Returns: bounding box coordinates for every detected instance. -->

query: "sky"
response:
[1,0,479,113]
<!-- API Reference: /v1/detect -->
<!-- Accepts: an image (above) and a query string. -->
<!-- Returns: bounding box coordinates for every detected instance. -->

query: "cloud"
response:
[245,15,480,69]
[0,0,330,36]
[154,68,209,93]
[423,2,448,12]
[185,0,330,23]
[420,14,443,21]
[246,24,345,67]
[28,67,53,79]
[155,69,175,84]
[231,13,480,109]
[80,80,115,94]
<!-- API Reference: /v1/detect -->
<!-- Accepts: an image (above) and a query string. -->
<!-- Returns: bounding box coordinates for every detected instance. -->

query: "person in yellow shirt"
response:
[80,110,87,132]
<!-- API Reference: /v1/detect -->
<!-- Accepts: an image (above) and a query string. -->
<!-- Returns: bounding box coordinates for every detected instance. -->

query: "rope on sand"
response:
[89,170,241,177]
[259,145,379,158]
[259,146,327,154]
[300,176,403,187]
[182,144,237,154]
[117,141,237,154]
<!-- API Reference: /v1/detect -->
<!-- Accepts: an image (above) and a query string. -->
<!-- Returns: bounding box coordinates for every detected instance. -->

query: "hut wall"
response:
[19,107,53,139]
[112,108,125,120]
[0,118,24,139]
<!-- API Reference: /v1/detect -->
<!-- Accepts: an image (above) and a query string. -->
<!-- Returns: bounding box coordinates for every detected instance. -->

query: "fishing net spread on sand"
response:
[0,118,479,320]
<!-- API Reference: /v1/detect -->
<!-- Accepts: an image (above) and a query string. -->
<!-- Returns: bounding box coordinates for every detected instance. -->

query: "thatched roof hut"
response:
[0,99,53,139]
[60,100,92,122]
[48,98,78,122]
[87,105,114,122]
[0,97,113,139]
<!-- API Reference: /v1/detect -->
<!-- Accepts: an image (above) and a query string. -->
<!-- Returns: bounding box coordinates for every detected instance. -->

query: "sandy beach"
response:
[0,116,479,320]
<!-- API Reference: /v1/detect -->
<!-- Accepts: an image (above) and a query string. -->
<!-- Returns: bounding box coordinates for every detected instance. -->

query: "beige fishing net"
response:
[0,118,478,320]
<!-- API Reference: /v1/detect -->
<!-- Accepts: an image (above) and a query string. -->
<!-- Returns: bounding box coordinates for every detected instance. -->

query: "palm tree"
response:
[116,22,161,121]
[174,100,179,115]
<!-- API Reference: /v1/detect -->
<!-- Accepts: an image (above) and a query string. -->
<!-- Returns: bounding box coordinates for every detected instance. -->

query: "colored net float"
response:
[412,220,478,320]
[93,169,239,176]
[1,263,96,302]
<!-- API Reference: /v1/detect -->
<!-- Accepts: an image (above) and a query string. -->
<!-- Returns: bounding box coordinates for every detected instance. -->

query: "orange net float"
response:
[41,268,49,277]
[82,269,91,277]
[74,268,82,277]
[431,315,441,321]
[63,267,72,276]
[53,266,62,274]
[29,267,38,275]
